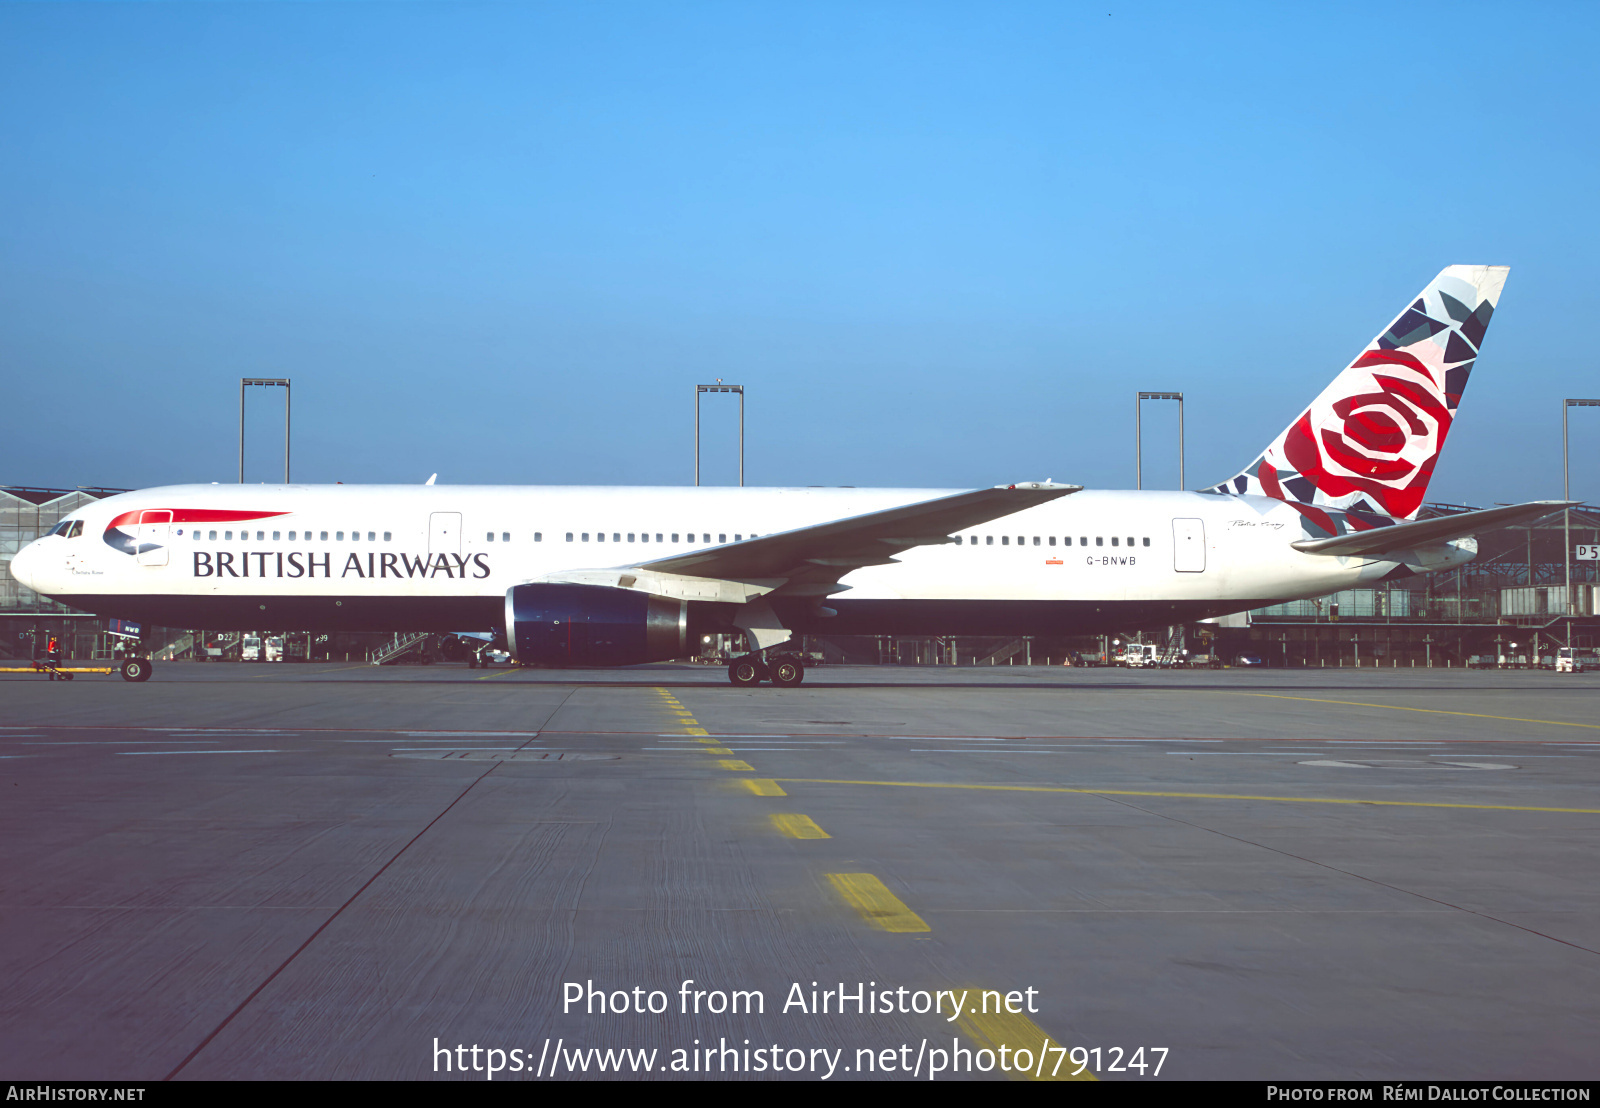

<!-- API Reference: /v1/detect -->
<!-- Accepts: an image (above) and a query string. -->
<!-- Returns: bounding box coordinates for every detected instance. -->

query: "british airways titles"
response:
[191,550,492,579]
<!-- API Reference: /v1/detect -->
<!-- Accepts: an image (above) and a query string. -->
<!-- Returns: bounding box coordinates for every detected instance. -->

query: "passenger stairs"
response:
[372,632,431,665]
[154,633,194,662]
[973,638,1028,666]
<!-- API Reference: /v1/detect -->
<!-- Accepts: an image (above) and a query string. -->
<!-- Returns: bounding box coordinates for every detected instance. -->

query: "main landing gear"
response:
[728,653,805,688]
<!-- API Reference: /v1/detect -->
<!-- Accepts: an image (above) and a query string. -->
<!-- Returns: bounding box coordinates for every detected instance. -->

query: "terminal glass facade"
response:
[1,486,128,615]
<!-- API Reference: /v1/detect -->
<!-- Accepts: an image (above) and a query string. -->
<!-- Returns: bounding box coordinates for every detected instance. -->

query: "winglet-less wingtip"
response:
[996,480,1084,492]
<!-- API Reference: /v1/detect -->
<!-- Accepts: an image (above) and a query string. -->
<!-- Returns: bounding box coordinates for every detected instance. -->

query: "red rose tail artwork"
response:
[1213,265,1508,537]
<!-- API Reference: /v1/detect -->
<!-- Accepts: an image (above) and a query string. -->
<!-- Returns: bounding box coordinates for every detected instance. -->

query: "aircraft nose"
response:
[9,540,42,591]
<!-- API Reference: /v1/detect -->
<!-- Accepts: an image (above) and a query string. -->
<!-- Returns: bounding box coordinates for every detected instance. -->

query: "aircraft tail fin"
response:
[1210,265,1509,525]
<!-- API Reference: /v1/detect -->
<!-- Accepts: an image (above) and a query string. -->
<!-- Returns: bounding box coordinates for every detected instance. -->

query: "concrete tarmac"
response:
[1,661,1597,1081]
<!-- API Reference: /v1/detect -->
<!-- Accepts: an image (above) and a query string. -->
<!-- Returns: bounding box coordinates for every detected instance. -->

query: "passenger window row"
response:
[563,533,756,544]
[969,535,1152,548]
[188,529,395,542]
[169,525,1142,550]
[182,529,546,544]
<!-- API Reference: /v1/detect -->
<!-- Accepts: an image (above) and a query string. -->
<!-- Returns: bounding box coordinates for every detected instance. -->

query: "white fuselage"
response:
[9,483,1464,637]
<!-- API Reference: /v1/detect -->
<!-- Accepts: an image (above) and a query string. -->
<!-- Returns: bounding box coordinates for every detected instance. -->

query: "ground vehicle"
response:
[1117,643,1161,667]
[1234,654,1265,667]
[1556,647,1598,673]
[240,635,281,662]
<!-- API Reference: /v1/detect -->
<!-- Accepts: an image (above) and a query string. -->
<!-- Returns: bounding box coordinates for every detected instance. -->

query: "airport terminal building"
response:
[2,485,133,662]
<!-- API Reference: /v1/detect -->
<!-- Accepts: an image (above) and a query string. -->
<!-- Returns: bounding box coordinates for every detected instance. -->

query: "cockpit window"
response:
[49,520,83,538]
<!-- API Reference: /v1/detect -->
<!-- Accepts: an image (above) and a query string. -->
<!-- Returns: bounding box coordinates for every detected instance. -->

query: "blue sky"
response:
[3,1,1597,504]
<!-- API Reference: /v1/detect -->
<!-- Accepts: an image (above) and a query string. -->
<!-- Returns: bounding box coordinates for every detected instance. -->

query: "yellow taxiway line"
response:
[770,814,830,839]
[1220,691,1600,730]
[826,873,931,933]
[772,778,1600,816]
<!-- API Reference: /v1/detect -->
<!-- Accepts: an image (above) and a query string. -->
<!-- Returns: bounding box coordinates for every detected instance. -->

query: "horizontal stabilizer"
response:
[1290,500,1579,557]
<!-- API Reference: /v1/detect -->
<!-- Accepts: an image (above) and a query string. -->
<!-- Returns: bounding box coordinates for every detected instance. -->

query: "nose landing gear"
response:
[120,657,152,682]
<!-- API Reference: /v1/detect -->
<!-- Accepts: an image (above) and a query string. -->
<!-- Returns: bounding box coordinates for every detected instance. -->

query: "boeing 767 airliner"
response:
[10,264,1570,685]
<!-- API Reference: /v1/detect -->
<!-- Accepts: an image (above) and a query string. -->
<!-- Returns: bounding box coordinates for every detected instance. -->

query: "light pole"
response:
[695,382,745,487]
[1136,391,1184,490]
[1563,399,1599,622]
[240,378,291,483]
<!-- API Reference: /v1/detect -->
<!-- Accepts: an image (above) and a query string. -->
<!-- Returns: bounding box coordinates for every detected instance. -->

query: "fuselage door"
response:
[1172,518,1206,573]
[429,512,462,558]
[136,510,173,566]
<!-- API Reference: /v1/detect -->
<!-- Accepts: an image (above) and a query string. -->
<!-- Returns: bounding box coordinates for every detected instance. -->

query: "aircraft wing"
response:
[1290,500,1579,557]
[632,481,1080,591]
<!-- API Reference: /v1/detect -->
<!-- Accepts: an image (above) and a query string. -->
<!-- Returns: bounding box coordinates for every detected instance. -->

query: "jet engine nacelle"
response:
[505,583,688,667]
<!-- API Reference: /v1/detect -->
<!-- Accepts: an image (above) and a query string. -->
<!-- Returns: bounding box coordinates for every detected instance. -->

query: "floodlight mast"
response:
[1564,399,1600,620]
[695,382,745,487]
[240,378,291,483]
[1135,391,1184,490]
